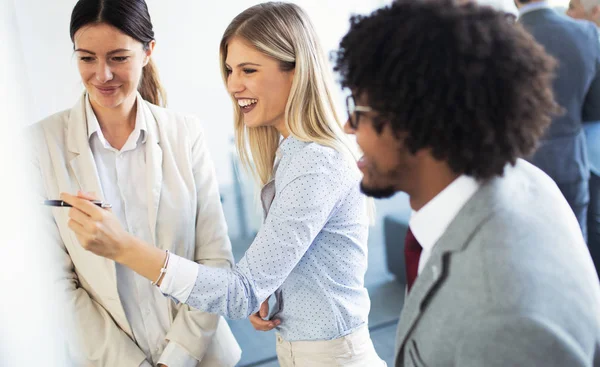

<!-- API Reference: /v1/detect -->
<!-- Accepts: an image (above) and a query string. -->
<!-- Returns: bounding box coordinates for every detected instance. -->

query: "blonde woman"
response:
[62,2,384,365]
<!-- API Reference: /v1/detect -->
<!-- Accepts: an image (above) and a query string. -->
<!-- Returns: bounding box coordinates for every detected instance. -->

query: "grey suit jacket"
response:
[519,9,600,184]
[395,160,600,366]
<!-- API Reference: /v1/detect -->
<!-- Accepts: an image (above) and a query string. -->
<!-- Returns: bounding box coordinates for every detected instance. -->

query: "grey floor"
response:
[227,194,409,367]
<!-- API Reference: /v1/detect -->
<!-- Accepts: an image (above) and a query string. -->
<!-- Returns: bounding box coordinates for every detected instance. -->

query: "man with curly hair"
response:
[335,1,600,366]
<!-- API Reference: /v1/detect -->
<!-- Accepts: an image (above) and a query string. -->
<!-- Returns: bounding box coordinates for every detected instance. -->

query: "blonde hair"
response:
[219,2,358,186]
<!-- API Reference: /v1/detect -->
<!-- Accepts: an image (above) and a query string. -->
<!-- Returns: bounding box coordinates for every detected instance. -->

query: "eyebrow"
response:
[74,48,132,55]
[225,62,262,68]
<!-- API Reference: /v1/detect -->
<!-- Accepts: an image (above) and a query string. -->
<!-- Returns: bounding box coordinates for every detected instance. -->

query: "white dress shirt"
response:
[409,175,480,274]
[86,96,197,367]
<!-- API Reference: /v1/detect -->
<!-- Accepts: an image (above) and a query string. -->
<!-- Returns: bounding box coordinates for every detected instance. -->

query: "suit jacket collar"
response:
[66,92,164,243]
[410,175,480,255]
[518,1,551,18]
[142,101,163,244]
[68,92,160,148]
[518,6,556,24]
[85,93,149,147]
[66,93,105,201]
[395,171,507,357]
[66,93,88,155]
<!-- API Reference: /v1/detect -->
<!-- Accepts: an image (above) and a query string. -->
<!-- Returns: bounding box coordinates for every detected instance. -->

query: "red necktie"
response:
[404,227,422,292]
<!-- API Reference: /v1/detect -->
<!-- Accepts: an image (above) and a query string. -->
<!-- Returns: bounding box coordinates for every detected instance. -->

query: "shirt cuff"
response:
[157,341,199,367]
[159,253,199,303]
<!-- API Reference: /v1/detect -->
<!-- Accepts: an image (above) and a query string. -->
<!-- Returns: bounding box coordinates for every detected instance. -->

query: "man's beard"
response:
[360,182,396,199]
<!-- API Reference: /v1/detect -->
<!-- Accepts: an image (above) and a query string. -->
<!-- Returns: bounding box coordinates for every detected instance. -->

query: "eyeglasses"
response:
[346,95,373,129]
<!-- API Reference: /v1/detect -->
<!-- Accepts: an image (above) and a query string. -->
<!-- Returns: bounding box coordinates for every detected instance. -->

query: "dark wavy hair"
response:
[334,0,560,180]
[70,0,166,106]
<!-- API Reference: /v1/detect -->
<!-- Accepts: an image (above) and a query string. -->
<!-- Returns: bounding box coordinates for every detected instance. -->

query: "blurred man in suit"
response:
[516,0,600,242]
[568,0,600,278]
[335,1,600,366]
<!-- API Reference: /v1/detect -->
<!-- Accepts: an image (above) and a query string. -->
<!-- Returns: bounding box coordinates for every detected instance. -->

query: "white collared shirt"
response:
[518,1,551,18]
[85,95,197,367]
[409,175,481,274]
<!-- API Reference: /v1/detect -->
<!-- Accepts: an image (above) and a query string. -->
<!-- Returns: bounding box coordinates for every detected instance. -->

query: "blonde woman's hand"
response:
[249,296,281,331]
[61,191,133,261]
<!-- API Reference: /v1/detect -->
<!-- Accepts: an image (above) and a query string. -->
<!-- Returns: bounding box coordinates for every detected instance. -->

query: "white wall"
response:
[477,0,569,14]
[478,0,518,13]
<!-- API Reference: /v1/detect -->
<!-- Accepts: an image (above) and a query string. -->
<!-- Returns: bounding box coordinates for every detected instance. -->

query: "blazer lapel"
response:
[518,7,555,25]
[394,251,445,357]
[66,93,117,291]
[67,93,106,201]
[395,177,502,356]
[143,100,163,245]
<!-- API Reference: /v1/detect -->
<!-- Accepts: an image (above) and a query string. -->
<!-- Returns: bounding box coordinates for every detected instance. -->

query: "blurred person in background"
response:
[568,0,600,278]
[568,0,600,24]
[28,0,240,366]
[515,0,600,243]
[62,2,384,366]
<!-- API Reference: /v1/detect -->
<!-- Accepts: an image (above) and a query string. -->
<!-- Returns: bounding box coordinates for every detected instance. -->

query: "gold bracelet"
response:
[151,250,170,286]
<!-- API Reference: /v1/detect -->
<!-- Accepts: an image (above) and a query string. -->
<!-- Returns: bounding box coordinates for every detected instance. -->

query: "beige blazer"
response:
[29,94,241,367]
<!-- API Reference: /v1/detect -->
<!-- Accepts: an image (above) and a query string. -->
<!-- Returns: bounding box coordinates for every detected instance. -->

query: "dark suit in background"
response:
[519,6,600,241]
[584,27,600,278]
[586,120,600,277]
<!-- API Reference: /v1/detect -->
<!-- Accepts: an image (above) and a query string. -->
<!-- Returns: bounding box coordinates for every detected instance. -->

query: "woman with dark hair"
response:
[29,1,240,366]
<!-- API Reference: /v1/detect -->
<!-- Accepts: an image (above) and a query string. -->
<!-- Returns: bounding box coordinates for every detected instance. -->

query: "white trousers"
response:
[275,325,387,367]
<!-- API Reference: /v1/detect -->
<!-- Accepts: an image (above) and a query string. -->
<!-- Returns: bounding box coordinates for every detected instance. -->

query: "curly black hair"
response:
[334,0,561,180]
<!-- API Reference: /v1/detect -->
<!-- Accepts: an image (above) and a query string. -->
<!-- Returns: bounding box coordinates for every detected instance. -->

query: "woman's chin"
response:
[89,93,126,110]
[243,118,263,129]
[242,115,282,130]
